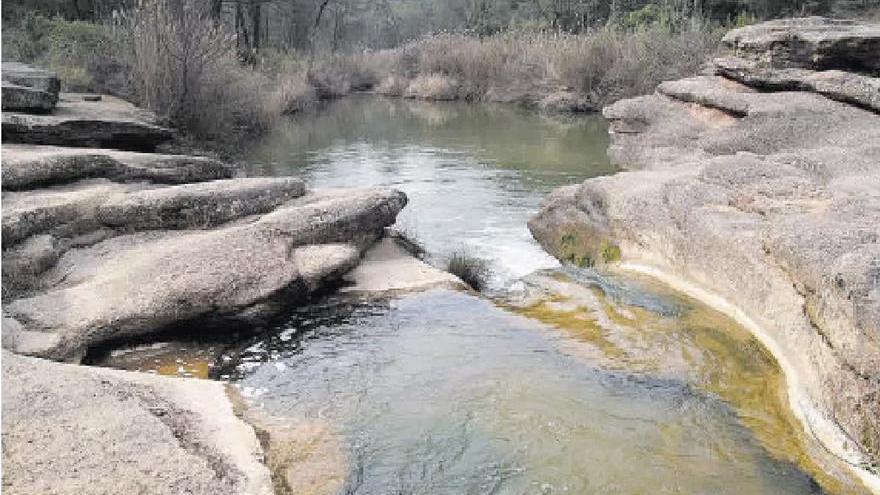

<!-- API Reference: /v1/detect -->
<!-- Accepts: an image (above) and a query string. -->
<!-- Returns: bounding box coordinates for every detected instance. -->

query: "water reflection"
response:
[243,97,614,287]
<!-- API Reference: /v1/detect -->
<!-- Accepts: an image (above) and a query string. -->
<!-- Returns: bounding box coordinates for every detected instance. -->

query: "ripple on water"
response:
[219,288,832,495]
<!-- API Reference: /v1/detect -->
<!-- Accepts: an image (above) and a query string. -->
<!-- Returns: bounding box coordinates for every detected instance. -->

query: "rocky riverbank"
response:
[0,63,454,494]
[530,16,880,490]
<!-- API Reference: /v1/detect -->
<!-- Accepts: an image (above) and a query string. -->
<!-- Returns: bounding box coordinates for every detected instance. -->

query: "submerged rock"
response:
[1,351,273,495]
[530,17,880,482]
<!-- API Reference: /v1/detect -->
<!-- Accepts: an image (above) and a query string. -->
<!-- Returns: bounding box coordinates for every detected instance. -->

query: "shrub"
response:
[339,23,722,109]
[376,75,409,96]
[446,250,490,291]
[404,74,458,101]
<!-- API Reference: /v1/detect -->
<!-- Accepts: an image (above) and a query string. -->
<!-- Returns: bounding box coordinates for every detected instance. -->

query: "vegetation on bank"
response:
[3,0,878,148]
[446,251,491,292]
[311,22,722,110]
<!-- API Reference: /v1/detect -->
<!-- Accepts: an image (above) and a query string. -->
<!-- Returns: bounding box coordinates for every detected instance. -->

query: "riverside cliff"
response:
[530,17,880,487]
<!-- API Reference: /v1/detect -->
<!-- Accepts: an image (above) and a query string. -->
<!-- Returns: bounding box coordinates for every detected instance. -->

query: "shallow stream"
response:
[100,98,867,494]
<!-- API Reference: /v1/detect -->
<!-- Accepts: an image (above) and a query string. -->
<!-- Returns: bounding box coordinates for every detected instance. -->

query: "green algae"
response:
[509,272,864,495]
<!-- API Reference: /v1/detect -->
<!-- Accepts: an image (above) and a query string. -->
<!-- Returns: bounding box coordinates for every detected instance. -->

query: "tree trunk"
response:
[251,1,261,53]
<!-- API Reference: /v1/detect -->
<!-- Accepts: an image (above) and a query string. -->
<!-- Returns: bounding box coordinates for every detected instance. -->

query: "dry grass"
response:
[344,23,723,109]
[404,74,458,100]
[446,250,490,291]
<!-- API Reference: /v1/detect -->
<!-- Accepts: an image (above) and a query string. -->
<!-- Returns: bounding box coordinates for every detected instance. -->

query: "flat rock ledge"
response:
[2,351,273,495]
[2,92,173,151]
[530,17,880,490]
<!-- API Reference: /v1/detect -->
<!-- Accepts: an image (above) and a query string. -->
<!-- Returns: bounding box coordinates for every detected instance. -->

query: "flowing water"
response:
[99,98,868,494]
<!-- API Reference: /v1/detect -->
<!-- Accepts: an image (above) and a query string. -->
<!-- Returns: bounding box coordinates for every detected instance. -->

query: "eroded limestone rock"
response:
[532,17,880,479]
[96,177,306,231]
[4,188,406,361]
[722,17,880,73]
[1,351,273,495]
[2,144,234,190]
[1,62,61,97]
[2,82,57,113]
[2,93,172,151]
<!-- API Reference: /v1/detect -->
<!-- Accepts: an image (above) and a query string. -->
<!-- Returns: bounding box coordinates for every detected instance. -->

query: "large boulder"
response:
[531,17,880,485]
[2,93,173,151]
[3,188,407,361]
[1,177,306,299]
[1,144,235,190]
[2,351,273,495]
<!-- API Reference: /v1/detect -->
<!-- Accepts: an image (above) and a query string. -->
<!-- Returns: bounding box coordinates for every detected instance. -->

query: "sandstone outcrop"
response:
[530,17,880,486]
[3,188,405,361]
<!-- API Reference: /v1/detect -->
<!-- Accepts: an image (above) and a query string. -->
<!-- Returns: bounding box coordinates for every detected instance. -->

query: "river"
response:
[98,97,867,494]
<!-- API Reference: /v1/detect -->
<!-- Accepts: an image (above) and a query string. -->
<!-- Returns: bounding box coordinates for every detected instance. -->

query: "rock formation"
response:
[1,62,410,494]
[530,17,880,487]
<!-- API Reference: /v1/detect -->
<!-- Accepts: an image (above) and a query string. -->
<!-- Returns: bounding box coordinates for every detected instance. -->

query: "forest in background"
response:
[4,0,878,147]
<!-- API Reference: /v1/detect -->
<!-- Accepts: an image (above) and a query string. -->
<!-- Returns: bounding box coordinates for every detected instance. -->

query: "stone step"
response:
[1,62,61,96]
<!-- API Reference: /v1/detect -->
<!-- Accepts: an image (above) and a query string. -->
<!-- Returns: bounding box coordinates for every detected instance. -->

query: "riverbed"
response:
[97,97,868,494]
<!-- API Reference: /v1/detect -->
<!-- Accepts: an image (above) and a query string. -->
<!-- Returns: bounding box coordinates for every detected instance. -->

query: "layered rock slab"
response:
[530,17,880,484]
[2,144,234,190]
[722,16,880,73]
[4,188,407,361]
[1,62,61,96]
[2,93,172,151]
[2,82,57,113]
[2,351,273,495]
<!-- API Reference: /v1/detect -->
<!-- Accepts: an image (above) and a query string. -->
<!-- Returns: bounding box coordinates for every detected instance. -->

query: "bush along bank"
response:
[308,22,724,112]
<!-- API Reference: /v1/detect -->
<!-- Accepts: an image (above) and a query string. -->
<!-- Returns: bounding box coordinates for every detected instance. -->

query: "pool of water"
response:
[99,97,867,494]
[244,97,614,288]
[219,285,830,495]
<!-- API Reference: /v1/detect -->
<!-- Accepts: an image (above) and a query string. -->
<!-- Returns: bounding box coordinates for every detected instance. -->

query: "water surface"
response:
[101,98,864,494]
[244,97,613,286]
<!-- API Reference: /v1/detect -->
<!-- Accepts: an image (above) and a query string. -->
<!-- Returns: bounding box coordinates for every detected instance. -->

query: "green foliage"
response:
[599,240,621,263]
[617,4,677,31]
